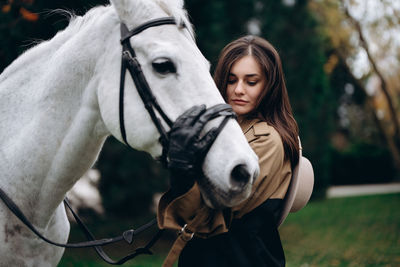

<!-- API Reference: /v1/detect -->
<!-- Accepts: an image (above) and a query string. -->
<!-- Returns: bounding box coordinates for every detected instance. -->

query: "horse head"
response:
[97,0,259,208]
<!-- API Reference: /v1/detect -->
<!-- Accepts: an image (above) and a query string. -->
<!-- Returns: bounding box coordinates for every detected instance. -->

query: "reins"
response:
[0,186,163,264]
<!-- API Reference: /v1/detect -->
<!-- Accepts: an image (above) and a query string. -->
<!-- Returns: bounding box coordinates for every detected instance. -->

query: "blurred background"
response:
[1,0,399,266]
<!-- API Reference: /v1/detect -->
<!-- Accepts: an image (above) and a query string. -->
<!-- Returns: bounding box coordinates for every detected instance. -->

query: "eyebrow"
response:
[228,73,260,78]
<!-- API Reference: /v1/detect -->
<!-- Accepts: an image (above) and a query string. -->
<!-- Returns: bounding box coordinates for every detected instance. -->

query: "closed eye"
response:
[152,57,177,75]
[247,81,258,86]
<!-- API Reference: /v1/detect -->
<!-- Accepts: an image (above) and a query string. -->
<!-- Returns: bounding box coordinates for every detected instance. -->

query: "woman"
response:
[158,35,299,267]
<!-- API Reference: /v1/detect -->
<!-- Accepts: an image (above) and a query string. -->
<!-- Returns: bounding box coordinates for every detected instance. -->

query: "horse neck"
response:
[0,6,116,227]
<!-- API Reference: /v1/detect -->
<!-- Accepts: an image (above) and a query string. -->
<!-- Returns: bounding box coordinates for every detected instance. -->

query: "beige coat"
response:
[157,118,292,266]
[233,118,292,218]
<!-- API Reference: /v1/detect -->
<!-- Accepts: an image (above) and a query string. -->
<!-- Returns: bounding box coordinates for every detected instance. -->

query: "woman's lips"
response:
[231,99,248,106]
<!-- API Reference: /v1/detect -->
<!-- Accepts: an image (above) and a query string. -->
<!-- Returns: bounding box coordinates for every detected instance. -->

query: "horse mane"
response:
[57,5,114,38]
[64,1,195,39]
[51,0,195,43]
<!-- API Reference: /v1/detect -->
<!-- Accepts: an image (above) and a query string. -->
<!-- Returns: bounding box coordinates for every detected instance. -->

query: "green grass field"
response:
[281,193,400,267]
[59,193,400,267]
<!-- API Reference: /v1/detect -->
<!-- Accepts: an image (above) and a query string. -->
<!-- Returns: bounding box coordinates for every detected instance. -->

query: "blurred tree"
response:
[185,0,258,68]
[309,0,400,173]
[1,0,39,72]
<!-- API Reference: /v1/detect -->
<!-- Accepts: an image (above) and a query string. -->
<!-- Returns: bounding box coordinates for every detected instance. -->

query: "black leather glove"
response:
[167,104,235,196]
[167,104,220,175]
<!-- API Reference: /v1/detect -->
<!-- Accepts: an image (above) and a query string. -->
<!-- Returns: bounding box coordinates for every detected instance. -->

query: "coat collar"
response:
[239,117,262,134]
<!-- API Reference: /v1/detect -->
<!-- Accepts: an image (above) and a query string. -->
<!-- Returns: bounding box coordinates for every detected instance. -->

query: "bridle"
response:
[118,17,175,163]
[0,17,235,265]
[118,17,235,165]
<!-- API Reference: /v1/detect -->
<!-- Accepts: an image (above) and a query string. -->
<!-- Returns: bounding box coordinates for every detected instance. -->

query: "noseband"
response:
[119,17,235,164]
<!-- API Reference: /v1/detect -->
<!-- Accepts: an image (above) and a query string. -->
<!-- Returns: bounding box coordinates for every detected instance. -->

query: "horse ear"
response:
[157,0,184,9]
[110,0,136,24]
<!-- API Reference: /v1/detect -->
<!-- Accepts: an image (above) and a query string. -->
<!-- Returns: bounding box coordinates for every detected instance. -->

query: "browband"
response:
[120,17,178,43]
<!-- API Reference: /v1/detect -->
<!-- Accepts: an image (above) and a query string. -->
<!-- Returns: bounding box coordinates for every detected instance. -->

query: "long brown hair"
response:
[214,35,299,167]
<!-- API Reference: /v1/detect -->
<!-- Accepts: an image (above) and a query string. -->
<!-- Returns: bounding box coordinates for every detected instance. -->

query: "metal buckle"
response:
[122,50,134,60]
[122,50,141,71]
[178,224,194,242]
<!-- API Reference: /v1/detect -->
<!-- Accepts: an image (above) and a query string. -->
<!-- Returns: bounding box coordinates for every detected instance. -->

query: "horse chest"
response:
[0,203,69,267]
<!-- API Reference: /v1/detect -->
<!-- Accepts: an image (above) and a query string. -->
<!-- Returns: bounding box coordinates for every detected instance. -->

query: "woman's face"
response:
[226,55,266,117]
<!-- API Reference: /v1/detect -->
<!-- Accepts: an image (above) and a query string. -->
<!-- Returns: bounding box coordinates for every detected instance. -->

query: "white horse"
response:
[0,0,259,266]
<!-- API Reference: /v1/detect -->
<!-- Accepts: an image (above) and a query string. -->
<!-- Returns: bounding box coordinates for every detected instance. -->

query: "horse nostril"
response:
[230,164,251,189]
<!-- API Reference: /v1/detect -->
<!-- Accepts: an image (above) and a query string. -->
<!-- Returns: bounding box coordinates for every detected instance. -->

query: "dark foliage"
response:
[97,137,169,218]
[331,142,395,185]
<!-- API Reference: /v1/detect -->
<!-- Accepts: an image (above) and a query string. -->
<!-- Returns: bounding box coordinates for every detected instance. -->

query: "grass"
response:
[60,254,167,267]
[59,233,173,267]
[59,193,400,267]
[281,193,400,267]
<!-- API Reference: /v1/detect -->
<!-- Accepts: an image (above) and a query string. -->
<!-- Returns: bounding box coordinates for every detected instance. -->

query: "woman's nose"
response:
[234,81,245,95]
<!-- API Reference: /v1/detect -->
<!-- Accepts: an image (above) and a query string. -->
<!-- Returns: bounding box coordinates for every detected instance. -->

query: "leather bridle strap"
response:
[119,18,176,158]
[120,17,178,43]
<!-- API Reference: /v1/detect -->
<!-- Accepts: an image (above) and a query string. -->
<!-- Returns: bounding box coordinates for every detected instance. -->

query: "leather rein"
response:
[0,17,235,265]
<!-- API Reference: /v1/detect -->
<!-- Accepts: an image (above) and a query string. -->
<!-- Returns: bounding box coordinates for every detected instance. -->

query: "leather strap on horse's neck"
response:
[63,198,164,265]
[0,186,163,265]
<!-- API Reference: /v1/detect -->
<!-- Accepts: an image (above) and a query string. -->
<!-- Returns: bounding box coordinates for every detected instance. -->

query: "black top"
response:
[178,199,285,267]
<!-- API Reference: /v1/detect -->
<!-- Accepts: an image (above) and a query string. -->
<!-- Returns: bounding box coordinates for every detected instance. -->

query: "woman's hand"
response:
[167,104,219,175]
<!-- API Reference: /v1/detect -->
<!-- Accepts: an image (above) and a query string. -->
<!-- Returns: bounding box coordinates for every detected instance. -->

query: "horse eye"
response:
[152,57,177,75]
